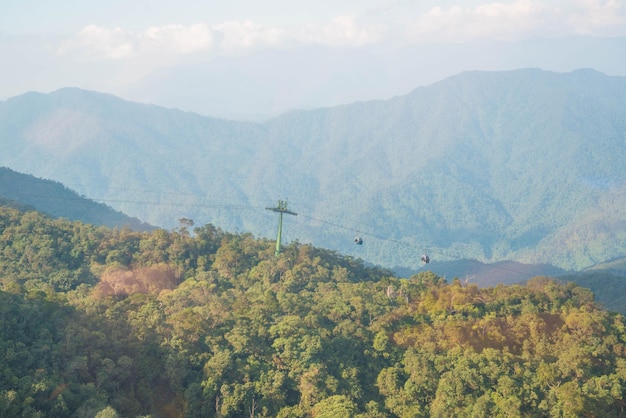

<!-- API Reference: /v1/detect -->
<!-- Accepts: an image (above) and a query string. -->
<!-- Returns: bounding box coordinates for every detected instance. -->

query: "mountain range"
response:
[0,68,625,272]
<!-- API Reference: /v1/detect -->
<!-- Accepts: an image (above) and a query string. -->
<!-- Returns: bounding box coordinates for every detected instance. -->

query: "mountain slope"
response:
[0,68,625,270]
[255,68,626,269]
[0,167,151,230]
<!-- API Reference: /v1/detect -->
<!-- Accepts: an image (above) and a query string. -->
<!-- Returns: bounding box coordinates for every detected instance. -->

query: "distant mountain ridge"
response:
[0,68,625,271]
[0,167,152,230]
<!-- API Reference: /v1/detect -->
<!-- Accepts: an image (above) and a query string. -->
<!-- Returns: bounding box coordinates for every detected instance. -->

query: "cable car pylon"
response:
[266,200,297,256]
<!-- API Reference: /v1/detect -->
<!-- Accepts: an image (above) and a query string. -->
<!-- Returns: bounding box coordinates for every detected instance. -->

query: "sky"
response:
[2,0,626,119]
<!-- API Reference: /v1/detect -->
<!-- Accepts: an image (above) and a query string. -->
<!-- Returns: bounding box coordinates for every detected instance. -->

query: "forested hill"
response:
[0,166,151,230]
[1,69,625,272]
[2,204,626,417]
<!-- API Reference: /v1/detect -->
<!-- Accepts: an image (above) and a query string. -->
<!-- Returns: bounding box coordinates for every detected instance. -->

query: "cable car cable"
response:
[4,188,560,281]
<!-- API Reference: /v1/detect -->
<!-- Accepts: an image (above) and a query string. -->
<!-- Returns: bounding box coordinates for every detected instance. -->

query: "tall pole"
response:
[266,200,297,256]
[276,211,284,256]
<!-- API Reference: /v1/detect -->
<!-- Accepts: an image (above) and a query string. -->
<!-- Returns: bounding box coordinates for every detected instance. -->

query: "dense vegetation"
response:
[2,205,626,417]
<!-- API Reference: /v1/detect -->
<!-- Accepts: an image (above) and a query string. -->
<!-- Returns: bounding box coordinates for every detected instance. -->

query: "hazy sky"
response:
[2,0,626,118]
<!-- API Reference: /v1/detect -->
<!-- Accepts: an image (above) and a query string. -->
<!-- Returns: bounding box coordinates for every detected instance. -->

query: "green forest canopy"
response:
[1,205,626,417]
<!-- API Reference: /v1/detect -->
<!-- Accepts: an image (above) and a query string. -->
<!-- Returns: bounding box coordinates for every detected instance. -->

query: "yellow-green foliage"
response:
[1,205,626,417]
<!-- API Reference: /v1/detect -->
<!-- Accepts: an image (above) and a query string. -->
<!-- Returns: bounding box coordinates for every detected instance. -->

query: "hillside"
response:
[422,259,566,287]
[1,204,626,417]
[0,166,152,230]
[558,256,626,314]
[584,256,626,277]
[0,69,625,271]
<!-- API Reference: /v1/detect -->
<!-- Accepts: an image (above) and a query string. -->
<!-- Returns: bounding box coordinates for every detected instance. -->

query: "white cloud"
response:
[57,15,387,60]
[406,0,553,42]
[56,21,289,59]
[57,25,136,59]
[140,24,214,53]
[211,16,387,50]
[56,1,626,61]
[297,16,388,47]
[212,20,287,50]
[58,24,214,59]
[569,0,626,35]
[405,0,626,42]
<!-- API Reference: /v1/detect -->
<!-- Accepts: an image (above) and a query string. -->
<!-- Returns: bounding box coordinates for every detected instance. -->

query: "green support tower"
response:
[266,200,297,256]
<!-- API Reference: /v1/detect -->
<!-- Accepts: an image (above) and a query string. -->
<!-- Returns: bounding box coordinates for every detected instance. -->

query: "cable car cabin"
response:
[421,254,430,264]
[354,236,363,245]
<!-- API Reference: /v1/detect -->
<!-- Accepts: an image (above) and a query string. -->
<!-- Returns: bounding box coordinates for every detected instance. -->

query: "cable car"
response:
[354,236,363,245]
[421,254,430,264]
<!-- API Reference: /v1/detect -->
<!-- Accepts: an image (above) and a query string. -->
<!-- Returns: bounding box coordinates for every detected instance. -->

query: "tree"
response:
[311,395,357,418]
